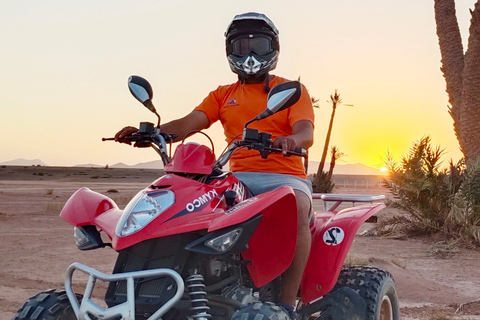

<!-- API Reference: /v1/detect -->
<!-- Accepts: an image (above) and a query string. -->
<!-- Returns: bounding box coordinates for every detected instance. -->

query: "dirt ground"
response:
[1,165,479,320]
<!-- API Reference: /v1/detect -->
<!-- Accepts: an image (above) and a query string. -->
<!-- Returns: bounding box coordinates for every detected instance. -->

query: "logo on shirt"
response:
[224,98,240,108]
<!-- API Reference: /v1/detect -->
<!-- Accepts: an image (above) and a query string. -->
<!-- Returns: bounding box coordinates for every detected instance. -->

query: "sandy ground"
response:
[1,165,480,320]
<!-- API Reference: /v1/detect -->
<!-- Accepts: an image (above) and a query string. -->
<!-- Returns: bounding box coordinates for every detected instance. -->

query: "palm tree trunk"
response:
[435,0,480,162]
[460,1,480,161]
[314,100,338,190]
[434,0,465,152]
[317,103,336,175]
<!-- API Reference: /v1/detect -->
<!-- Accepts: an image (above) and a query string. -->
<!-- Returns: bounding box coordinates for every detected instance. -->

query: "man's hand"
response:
[272,136,297,156]
[114,126,138,145]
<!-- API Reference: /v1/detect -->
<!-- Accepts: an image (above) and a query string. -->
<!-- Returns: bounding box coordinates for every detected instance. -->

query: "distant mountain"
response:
[1,158,386,175]
[0,158,47,166]
[111,161,164,169]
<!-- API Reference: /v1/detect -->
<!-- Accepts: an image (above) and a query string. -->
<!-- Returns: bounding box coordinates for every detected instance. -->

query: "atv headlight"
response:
[205,228,243,253]
[116,190,175,237]
[74,225,104,250]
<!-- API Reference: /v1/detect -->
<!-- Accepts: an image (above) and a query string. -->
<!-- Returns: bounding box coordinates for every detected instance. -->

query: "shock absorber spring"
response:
[186,274,211,319]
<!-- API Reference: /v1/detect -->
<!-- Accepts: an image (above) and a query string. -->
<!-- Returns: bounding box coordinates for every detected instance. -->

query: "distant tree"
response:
[434,0,480,163]
[326,146,346,182]
[313,90,352,189]
[311,96,320,109]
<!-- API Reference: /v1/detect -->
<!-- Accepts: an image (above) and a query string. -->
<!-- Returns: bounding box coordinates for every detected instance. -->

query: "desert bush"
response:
[448,157,480,244]
[382,136,480,245]
[383,137,454,232]
[311,171,335,193]
[312,146,344,193]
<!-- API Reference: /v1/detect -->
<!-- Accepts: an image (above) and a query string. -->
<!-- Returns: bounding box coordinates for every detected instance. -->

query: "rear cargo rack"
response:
[312,193,385,211]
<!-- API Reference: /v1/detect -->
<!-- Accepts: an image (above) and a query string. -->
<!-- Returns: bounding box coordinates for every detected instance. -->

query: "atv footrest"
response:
[298,287,367,320]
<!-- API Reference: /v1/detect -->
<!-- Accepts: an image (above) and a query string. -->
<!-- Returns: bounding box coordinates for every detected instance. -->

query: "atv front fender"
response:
[300,203,385,303]
[60,187,122,238]
[210,186,298,288]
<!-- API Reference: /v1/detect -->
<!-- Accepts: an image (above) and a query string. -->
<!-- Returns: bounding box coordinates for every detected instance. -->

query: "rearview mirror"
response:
[128,76,156,113]
[128,75,161,126]
[254,81,302,121]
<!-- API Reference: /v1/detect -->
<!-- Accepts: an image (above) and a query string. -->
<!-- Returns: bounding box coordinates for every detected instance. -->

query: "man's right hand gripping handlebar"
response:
[114,126,138,145]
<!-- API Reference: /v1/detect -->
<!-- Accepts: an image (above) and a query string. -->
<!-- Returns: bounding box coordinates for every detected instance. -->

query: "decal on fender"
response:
[186,190,218,212]
[224,197,257,215]
[323,227,345,246]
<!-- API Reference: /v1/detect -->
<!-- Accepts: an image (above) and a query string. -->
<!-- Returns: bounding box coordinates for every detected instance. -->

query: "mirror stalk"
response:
[143,100,161,127]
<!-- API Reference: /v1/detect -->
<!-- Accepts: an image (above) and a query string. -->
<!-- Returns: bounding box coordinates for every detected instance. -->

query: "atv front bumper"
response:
[64,262,184,320]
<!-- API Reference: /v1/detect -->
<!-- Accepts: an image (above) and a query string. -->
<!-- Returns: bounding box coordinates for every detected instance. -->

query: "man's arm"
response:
[160,110,210,142]
[272,120,314,155]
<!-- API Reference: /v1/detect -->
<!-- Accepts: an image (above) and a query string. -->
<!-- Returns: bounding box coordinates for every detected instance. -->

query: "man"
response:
[116,12,314,319]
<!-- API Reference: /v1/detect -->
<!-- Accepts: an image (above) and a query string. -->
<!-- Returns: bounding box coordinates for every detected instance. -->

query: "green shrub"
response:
[382,136,480,245]
[311,171,335,193]
[448,157,480,244]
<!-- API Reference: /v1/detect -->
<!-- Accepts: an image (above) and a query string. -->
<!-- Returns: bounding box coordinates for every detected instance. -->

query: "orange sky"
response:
[0,1,473,169]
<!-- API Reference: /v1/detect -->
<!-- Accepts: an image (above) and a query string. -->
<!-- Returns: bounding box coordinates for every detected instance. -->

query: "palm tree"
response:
[326,146,346,182]
[434,0,480,164]
[314,90,346,188]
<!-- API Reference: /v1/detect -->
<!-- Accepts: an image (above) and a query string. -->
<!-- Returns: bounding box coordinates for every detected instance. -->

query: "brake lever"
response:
[264,146,307,158]
[101,135,141,142]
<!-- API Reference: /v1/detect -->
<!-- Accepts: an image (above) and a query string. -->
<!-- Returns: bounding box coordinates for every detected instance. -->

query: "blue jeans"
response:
[233,172,313,201]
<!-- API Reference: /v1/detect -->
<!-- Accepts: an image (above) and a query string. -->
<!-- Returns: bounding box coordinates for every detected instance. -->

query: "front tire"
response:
[333,266,399,320]
[13,289,81,320]
[232,302,290,320]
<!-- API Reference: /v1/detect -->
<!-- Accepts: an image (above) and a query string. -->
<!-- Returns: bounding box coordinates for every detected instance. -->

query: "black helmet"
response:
[225,12,279,82]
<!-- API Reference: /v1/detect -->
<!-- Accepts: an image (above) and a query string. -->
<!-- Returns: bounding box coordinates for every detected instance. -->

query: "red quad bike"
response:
[14,77,399,320]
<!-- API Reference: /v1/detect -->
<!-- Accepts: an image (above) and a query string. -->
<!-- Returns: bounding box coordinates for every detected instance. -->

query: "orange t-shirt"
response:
[194,75,314,179]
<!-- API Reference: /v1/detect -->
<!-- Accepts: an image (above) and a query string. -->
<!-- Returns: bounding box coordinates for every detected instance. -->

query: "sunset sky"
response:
[0,1,474,169]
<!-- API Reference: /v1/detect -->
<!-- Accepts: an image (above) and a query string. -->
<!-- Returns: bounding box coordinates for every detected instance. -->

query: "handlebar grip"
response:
[263,146,307,158]
[289,147,307,158]
[294,146,306,155]
[102,135,141,142]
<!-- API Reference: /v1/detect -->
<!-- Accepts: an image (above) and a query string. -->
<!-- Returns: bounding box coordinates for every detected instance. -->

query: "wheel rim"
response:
[379,294,393,320]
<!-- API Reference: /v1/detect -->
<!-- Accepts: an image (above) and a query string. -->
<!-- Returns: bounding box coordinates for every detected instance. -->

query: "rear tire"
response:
[333,266,399,320]
[232,301,290,320]
[13,289,81,320]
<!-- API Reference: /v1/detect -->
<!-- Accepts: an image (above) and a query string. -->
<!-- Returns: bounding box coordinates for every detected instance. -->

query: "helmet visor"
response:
[231,36,273,56]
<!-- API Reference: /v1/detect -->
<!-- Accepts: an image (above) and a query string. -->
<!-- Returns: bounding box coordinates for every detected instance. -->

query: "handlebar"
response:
[102,135,139,142]
[102,129,175,166]
[214,138,307,171]
[104,125,307,172]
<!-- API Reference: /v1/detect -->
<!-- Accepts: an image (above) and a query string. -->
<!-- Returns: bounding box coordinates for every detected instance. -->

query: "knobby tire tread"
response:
[13,289,80,320]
